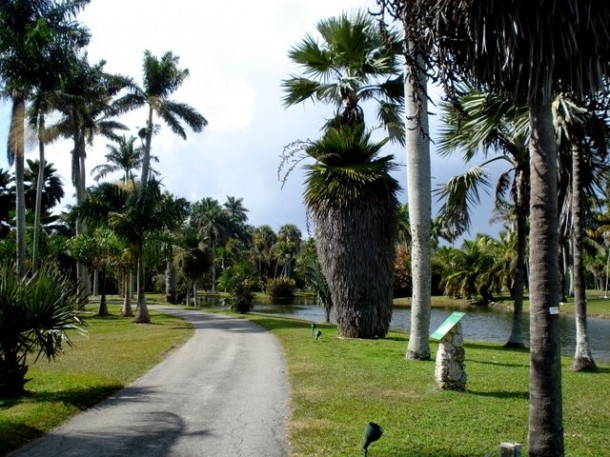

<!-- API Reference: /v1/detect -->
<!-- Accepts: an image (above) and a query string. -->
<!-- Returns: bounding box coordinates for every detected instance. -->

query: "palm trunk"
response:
[165,257,177,304]
[527,102,564,457]
[32,127,45,273]
[122,269,134,317]
[314,197,397,339]
[139,107,154,197]
[505,166,528,348]
[570,143,596,371]
[134,243,150,323]
[10,97,26,276]
[405,50,431,360]
[73,133,90,308]
[98,265,109,316]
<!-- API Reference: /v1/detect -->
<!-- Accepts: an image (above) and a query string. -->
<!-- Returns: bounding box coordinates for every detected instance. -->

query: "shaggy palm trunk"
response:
[527,102,564,457]
[505,167,528,348]
[405,52,432,360]
[10,97,26,276]
[313,198,397,338]
[570,144,596,372]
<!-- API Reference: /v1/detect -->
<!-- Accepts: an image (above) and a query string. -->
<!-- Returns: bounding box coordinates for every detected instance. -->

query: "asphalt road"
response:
[9,308,290,457]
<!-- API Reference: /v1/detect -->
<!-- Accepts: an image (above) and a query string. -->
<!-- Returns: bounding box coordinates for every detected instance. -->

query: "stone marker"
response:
[434,322,467,391]
[498,442,521,457]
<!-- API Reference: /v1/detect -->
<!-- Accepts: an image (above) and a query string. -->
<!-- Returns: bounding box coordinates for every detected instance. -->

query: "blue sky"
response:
[0,0,504,241]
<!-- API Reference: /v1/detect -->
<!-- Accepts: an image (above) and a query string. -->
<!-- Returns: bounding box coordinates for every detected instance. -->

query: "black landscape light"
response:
[362,422,383,456]
[314,329,322,340]
[311,322,316,333]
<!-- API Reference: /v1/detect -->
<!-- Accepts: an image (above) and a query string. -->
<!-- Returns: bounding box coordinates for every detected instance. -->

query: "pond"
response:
[252,300,610,363]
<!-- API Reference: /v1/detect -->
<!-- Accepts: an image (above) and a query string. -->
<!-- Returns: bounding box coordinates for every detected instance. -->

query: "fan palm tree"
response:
[117,50,207,196]
[429,2,610,454]
[0,0,90,275]
[282,10,404,143]
[302,124,399,338]
[91,135,147,185]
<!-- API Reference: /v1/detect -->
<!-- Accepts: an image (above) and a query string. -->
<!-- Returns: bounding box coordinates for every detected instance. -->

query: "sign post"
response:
[432,312,467,391]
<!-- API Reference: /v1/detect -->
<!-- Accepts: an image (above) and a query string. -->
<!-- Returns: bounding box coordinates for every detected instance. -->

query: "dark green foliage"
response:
[265,277,296,298]
[0,263,85,397]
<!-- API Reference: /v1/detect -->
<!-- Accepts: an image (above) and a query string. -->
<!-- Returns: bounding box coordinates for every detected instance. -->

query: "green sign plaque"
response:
[431,312,466,340]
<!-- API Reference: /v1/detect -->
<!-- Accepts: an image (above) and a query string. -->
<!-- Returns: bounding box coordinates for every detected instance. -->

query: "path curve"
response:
[9,308,290,457]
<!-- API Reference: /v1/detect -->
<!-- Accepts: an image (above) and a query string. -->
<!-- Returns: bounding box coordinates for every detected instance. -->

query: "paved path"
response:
[9,308,289,457]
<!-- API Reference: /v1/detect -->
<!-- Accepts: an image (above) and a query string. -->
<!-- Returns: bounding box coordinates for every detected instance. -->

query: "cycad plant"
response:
[0,263,85,397]
[300,124,399,338]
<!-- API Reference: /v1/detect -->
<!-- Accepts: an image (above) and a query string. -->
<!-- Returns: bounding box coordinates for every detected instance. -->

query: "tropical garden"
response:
[1,1,610,456]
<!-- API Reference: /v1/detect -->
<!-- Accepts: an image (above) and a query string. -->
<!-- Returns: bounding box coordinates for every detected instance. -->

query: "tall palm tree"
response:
[436,89,530,348]
[117,50,207,196]
[252,225,277,282]
[282,10,404,143]
[0,0,90,274]
[430,2,610,455]
[275,224,302,279]
[51,57,129,304]
[91,135,146,185]
[373,0,435,360]
[302,124,399,338]
[190,197,229,293]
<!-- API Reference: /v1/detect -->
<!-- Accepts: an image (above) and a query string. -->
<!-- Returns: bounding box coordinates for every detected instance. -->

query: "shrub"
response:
[266,277,296,298]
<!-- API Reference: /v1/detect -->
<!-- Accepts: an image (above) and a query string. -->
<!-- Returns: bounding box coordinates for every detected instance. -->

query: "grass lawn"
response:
[0,303,193,456]
[2,294,608,457]
[239,313,610,457]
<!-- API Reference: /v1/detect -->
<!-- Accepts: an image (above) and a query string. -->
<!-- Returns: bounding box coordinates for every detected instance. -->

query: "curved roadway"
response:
[9,308,290,457]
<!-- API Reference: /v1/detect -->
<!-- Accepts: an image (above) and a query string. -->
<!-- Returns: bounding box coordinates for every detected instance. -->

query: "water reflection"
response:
[253,301,610,363]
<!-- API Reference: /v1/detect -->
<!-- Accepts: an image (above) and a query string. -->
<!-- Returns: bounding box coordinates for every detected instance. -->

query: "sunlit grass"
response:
[0,304,192,455]
[242,313,610,457]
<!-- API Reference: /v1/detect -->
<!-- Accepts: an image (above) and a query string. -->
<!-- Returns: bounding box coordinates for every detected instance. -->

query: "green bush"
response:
[266,277,296,298]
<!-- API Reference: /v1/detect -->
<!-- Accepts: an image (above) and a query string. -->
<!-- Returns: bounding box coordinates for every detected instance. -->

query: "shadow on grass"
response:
[29,384,124,410]
[0,423,44,456]
[467,389,529,400]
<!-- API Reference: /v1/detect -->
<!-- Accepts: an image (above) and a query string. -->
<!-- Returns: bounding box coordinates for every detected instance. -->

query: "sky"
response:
[0,0,505,241]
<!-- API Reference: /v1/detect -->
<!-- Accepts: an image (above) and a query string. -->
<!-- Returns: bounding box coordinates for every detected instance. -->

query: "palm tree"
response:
[553,95,609,371]
[91,135,146,184]
[0,263,85,397]
[51,57,129,305]
[429,2,610,454]
[252,225,277,283]
[301,124,399,338]
[373,0,435,360]
[282,10,404,143]
[0,168,14,238]
[436,89,530,348]
[275,224,302,279]
[117,50,207,196]
[0,0,90,275]
[190,197,229,293]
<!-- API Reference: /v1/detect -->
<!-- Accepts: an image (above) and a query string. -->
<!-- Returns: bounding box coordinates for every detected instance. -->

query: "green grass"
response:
[0,303,193,455]
[240,313,610,457]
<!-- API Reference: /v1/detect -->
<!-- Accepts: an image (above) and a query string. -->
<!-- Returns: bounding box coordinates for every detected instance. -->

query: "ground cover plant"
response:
[0,303,192,455]
[243,313,609,457]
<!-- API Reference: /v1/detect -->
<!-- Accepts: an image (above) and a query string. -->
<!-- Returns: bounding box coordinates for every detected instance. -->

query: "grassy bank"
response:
[0,304,192,455]
[241,313,609,457]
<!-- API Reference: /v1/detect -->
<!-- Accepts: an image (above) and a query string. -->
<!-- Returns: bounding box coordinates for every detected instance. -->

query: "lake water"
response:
[253,301,610,363]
